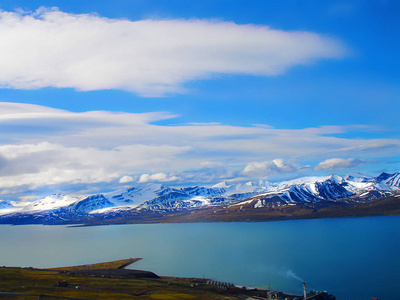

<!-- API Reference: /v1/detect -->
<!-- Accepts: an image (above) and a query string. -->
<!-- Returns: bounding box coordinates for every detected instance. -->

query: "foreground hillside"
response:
[1,259,325,300]
[0,171,399,225]
[0,261,232,300]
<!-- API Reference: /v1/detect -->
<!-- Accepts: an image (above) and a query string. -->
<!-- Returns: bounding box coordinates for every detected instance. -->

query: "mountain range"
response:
[0,171,399,225]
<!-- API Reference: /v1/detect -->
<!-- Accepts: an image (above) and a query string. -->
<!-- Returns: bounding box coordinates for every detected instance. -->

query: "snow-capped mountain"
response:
[21,194,81,212]
[384,172,400,187]
[343,172,374,183]
[107,184,167,208]
[235,176,354,208]
[101,183,237,213]
[0,171,398,224]
[70,195,115,214]
[233,172,399,209]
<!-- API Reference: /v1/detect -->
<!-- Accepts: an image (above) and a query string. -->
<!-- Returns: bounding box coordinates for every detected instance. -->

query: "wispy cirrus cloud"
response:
[0,8,346,96]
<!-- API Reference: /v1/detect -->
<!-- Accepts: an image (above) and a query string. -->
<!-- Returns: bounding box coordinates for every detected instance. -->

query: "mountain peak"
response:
[212,182,230,188]
[384,172,400,187]
[328,174,344,183]
[0,170,399,225]
[344,172,373,183]
[376,172,394,182]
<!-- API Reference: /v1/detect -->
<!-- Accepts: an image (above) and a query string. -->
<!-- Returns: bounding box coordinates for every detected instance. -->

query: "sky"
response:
[0,0,399,201]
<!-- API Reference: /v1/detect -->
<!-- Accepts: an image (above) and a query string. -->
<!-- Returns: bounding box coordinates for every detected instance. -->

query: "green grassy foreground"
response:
[48,258,142,272]
[0,259,241,300]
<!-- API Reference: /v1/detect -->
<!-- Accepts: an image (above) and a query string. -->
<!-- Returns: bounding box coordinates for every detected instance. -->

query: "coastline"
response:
[75,195,400,227]
[0,259,328,300]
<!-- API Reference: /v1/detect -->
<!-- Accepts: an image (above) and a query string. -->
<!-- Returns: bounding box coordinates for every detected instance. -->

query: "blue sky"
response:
[0,0,399,200]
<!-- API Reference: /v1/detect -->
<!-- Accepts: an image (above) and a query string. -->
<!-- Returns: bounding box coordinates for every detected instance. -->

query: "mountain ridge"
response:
[0,171,399,225]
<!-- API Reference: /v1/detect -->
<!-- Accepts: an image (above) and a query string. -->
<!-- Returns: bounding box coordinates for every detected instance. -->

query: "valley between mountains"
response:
[1,171,399,225]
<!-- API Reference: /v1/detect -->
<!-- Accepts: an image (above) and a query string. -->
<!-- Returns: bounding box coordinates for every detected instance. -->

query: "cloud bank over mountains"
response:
[0,7,397,201]
[0,7,346,96]
[0,102,398,199]
[243,159,303,177]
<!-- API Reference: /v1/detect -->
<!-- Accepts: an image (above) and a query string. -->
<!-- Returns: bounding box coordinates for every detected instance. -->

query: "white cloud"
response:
[243,159,301,177]
[0,8,346,96]
[0,102,398,197]
[314,158,363,171]
[119,176,134,183]
[139,173,180,183]
[0,141,189,188]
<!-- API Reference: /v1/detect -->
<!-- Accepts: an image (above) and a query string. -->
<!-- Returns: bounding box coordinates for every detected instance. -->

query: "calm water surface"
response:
[0,216,399,300]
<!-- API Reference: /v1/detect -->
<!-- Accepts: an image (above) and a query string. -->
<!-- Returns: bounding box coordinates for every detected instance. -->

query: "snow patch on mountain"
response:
[212,182,230,188]
[384,172,400,187]
[70,195,115,214]
[22,194,81,212]
[344,172,374,183]
[106,183,165,208]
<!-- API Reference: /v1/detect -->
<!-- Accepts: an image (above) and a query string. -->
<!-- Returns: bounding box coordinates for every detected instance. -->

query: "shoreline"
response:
[0,259,333,300]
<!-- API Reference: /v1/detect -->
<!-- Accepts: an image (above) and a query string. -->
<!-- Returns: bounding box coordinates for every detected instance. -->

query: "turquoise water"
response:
[0,216,399,300]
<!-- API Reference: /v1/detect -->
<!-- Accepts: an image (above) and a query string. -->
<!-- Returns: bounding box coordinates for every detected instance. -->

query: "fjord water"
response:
[0,216,399,300]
